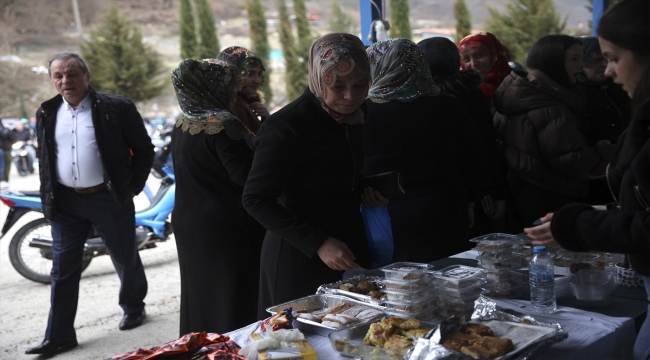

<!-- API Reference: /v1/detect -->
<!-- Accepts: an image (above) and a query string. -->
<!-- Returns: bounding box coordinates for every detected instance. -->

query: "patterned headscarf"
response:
[458,32,510,101]
[216,46,265,87]
[366,38,440,103]
[171,58,250,139]
[308,33,370,123]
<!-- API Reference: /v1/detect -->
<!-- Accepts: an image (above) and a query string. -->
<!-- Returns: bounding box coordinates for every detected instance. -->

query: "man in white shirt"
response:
[27,52,154,356]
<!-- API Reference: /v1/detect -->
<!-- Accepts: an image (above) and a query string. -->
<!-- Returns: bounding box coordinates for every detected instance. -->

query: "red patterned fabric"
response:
[458,32,511,101]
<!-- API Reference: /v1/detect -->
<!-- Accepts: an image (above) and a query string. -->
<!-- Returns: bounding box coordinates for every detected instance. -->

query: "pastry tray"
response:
[266,294,387,337]
[316,274,387,304]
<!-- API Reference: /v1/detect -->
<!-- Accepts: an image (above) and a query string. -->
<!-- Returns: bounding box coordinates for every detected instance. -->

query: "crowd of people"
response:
[23,0,648,358]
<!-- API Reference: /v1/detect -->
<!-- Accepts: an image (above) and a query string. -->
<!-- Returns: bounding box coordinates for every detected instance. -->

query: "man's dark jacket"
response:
[36,87,154,220]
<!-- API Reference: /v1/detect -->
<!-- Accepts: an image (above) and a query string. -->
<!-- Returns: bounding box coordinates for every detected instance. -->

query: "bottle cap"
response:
[533,246,547,253]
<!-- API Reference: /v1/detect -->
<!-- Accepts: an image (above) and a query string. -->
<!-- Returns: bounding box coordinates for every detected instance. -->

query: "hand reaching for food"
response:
[317,237,359,271]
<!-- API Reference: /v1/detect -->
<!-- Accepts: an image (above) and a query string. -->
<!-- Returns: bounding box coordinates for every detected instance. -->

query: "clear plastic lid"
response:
[383,278,433,293]
[383,295,439,313]
[476,251,522,270]
[383,287,435,302]
[432,265,484,289]
[379,262,435,282]
[438,279,486,299]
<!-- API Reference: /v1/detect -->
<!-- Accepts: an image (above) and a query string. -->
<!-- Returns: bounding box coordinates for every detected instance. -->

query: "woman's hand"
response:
[249,102,270,119]
[524,213,559,247]
[317,237,359,271]
[361,187,389,208]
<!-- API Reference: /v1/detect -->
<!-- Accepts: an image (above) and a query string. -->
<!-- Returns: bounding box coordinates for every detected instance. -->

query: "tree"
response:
[81,6,165,102]
[390,0,411,39]
[485,0,567,63]
[329,0,355,33]
[454,0,472,44]
[195,0,220,59]
[180,0,198,59]
[292,0,311,95]
[247,0,273,106]
[277,0,301,103]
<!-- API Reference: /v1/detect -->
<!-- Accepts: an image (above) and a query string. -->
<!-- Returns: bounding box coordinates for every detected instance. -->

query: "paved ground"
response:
[0,164,183,359]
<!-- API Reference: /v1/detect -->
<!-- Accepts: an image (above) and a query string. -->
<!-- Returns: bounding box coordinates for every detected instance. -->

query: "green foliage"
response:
[454,0,472,44]
[81,6,165,102]
[195,0,220,59]
[278,0,301,103]
[180,0,198,59]
[485,0,567,63]
[247,0,273,105]
[329,0,356,33]
[292,0,311,95]
[390,0,412,39]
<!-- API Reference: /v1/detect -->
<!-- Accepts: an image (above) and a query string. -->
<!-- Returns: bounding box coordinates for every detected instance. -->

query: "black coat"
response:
[363,94,488,262]
[551,100,650,275]
[171,125,265,334]
[36,88,154,220]
[243,89,371,318]
[579,77,631,146]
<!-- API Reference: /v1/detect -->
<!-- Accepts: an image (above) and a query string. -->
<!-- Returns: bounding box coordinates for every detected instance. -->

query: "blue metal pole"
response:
[591,0,609,36]
[360,0,383,46]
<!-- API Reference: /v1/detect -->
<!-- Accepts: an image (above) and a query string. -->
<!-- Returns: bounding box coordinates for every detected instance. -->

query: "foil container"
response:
[407,295,567,360]
[316,274,386,304]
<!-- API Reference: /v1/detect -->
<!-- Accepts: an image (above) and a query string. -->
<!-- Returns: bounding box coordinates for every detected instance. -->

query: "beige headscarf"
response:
[308,33,369,124]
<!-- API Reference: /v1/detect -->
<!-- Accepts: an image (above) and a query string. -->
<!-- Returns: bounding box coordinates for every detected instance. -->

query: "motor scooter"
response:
[0,157,174,284]
[11,141,35,176]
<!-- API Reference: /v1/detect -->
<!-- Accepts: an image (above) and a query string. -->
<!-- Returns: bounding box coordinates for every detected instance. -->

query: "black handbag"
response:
[357,171,405,198]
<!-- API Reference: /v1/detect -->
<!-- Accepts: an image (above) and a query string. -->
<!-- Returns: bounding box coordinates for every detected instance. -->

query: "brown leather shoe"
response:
[119,309,146,330]
[25,338,78,355]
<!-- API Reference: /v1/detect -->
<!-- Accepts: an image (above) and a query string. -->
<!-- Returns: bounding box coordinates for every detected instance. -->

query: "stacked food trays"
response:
[432,265,485,316]
[379,262,439,321]
[471,233,528,298]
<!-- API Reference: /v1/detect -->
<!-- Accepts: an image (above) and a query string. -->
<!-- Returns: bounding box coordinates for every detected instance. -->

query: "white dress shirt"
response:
[55,94,105,188]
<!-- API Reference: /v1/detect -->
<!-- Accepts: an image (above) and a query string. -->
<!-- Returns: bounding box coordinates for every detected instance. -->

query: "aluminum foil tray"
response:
[317,274,387,304]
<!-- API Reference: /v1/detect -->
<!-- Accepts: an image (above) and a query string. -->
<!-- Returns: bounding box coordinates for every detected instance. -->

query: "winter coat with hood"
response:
[493,70,610,198]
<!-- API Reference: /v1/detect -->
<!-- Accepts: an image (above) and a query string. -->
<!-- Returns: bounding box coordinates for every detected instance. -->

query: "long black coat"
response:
[171,125,265,335]
[363,94,488,262]
[243,89,371,318]
[551,100,650,276]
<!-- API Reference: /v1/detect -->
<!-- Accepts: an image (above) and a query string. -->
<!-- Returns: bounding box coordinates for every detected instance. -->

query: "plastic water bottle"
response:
[529,246,557,314]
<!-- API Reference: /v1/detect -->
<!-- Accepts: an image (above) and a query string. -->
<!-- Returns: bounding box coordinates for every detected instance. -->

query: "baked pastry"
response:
[363,322,395,347]
[473,336,514,356]
[441,323,513,359]
[441,333,480,352]
[357,281,376,293]
[384,334,412,349]
[385,317,420,329]
[460,344,494,358]
[368,290,386,300]
[460,323,494,337]
[402,327,430,339]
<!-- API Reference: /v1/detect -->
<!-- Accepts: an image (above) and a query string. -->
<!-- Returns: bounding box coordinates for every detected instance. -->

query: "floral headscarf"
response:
[366,38,440,103]
[308,33,369,124]
[171,58,251,140]
[216,46,265,87]
[458,32,511,101]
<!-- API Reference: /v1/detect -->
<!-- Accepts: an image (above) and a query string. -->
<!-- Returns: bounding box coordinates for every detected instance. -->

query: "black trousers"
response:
[45,184,147,340]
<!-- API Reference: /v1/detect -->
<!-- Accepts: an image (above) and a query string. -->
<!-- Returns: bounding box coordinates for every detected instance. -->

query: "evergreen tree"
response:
[485,0,567,62]
[390,0,411,39]
[81,6,165,102]
[247,0,273,106]
[329,0,355,33]
[278,0,301,103]
[195,0,220,59]
[292,0,311,95]
[454,0,472,44]
[180,0,198,59]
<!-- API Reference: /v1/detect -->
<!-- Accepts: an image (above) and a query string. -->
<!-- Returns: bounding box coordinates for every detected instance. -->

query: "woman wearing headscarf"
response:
[363,38,488,262]
[243,33,380,318]
[418,37,509,236]
[217,46,269,134]
[170,59,266,335]
[493,35,613,232]
[458,32,511,104]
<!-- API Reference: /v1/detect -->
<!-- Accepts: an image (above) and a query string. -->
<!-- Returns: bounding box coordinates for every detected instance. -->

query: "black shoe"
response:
[119,309,146,330]
[25,338,78,355]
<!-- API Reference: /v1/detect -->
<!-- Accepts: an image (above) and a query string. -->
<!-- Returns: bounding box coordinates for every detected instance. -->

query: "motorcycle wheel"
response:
[8,218,92,284]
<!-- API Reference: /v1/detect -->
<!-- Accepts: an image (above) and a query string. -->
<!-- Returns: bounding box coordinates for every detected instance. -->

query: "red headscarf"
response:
[458,32,511,101]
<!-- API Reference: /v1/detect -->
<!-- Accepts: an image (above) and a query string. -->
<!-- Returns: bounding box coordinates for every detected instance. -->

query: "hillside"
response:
[0,0,592,118]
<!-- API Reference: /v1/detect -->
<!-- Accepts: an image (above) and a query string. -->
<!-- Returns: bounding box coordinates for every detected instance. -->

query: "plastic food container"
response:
[570,269,616,307]
[380,262,434,282]
[484,270,527,286]
[383,278,432,293]
[383,287,434,302]
[476,251,522,270]
[439,279,486,298]
[562,253,604,274]
[383,295,438,313]
[433,265,483,289]
[481,273,529,299]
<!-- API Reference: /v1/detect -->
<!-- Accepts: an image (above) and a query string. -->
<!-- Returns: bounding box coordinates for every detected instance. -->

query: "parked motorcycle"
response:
[11,141,35,176]
[0,161,175,284]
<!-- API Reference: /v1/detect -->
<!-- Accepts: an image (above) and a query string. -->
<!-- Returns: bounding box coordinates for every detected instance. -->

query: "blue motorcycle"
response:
[0,149,174,284]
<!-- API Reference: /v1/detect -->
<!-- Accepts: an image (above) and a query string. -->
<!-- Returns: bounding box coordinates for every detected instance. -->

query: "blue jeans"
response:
[634,275,650,360]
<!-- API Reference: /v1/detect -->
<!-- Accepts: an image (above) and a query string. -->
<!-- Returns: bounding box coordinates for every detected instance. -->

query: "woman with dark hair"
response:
[418,37,509,235]
[243,33,382,318]
[457,32,511,103]
[170,58,265,334]
[493,34,613,232]
[217,46,269,134]
[363,38,487,262]
[526,1,650,358]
